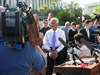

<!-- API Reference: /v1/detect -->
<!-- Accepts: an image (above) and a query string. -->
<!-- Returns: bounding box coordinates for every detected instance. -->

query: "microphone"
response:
[59,38,70,49]
[80,38,100,57]
[59,37,85,64]
[92,30,100,35]
[68,41,80,50]
[94,51,100,57]
[80,38,94,51]
[88,42,100,49]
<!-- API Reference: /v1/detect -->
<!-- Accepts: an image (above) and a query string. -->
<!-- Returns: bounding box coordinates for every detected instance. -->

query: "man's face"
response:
[66,24,69,28]
[86,22,93,29]
[72,25,76,29]
[50,20,58,30]
[44,21,48,27]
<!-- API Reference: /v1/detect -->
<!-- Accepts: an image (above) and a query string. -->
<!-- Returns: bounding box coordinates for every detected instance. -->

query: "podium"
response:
[54,58,100,75]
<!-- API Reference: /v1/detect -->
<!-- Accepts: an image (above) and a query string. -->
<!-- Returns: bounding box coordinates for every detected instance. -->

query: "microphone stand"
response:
[72,52,77,65]
[58,38,85,65]
[71,48,85,65]
[92,50,99,63]
[80,38,100,64]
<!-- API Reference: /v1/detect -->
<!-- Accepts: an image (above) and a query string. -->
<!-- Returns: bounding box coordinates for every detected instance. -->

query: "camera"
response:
[2,0,33,50]
[94,13,100,20]
[92,30,100,35]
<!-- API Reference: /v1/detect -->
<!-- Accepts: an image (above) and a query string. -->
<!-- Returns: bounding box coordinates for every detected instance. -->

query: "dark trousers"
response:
[63,47,69,62]
[46,50,64,75]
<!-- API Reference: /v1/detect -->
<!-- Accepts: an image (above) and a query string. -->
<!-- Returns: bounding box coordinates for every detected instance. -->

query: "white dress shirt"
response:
[85,27,90,38]
[43,28,66,52]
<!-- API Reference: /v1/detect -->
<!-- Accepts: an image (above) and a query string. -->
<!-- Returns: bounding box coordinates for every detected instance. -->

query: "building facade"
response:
[84,1,100,16]
[0,0,51,10]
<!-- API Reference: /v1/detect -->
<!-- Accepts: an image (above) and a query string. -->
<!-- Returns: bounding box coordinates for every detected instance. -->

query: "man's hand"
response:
[49,50,58,60]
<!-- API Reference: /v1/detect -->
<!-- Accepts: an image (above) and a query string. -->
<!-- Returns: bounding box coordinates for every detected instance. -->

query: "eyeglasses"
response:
[44,23,48,24]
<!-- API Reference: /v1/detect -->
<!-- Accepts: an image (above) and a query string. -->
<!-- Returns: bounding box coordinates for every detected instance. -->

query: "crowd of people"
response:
[0,4,100,75]
[39,13,100,75]
[38,12,100,75]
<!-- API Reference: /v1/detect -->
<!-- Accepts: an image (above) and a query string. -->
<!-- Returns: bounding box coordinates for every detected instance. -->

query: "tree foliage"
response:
[49,0,82,25]
[50,0,62,10]
[83,14,91,20]
[38,5,49,16]
[56,11,74,26]
[93,6,100,14]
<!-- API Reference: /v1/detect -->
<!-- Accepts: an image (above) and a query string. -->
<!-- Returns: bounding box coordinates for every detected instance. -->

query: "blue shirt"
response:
[0,36,46,75]
[91,26,98,39]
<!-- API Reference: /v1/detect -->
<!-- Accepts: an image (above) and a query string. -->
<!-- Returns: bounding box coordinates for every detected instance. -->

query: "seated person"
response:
[68,33,91,60]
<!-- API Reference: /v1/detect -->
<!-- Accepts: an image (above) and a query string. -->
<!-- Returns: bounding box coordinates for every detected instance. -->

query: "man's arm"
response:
[94,19,98,27]
[56,30,66,52]
[43,32,51,50]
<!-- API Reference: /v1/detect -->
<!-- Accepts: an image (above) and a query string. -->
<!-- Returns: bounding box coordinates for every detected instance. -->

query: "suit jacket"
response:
[68,29,78,44]
[79,28,95,43]
[61,27,69,42]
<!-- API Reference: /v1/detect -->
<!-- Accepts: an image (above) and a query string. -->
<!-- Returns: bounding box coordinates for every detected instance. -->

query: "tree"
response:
[93,6,100,14]
[48,0,82,25]
[56,11,74,26]
[83,14,91,20]
[50,0,62,10]
[38,5,49,16]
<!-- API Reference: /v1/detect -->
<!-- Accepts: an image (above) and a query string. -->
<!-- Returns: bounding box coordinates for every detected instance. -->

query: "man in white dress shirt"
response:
[43,18,66,75]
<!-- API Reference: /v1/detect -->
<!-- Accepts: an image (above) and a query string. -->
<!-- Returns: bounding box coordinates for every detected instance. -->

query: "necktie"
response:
[52,31,56,51]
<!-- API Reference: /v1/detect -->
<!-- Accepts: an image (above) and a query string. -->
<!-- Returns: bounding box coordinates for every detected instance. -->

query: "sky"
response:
[63,0,100,7]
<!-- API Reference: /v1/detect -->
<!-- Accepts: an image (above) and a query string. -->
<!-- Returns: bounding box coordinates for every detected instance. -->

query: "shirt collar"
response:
[71,27,76,31]
[85,27,89,31]
[52,28,58,33]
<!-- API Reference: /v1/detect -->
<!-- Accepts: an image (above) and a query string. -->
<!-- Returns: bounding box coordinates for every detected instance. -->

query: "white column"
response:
[29,0,31,7]
[32,0,34,10]
[40,0,42,7]
[34,0,36,10]
[14,0,16,7]
[46,0,48,6]
[1,0,2,6]
[49,0,51,8]
[39,0,40,7]
[29,0,32,8]
[37,0,38,9]
[44,0,46,5]
[43,0,45,5]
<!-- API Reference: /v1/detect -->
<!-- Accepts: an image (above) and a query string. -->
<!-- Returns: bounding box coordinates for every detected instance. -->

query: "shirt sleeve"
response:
[57,30,66,52]
[31,47,46,71]
[43,32,51,50]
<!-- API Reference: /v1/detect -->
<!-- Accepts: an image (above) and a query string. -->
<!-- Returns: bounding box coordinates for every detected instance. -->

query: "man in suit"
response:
[61,21,70,43]
[79,19,95,43]
[61,21,70,61]
[43,18,66,75]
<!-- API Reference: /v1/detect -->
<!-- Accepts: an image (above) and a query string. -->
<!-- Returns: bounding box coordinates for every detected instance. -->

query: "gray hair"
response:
[65,21,69,26]
[76,25,80,28]
[50,18,59,24]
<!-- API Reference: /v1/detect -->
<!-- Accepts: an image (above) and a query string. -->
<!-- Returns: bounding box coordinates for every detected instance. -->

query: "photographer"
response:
[93,14,100,30]
[0,6,46,75]
[90,19,99,43]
